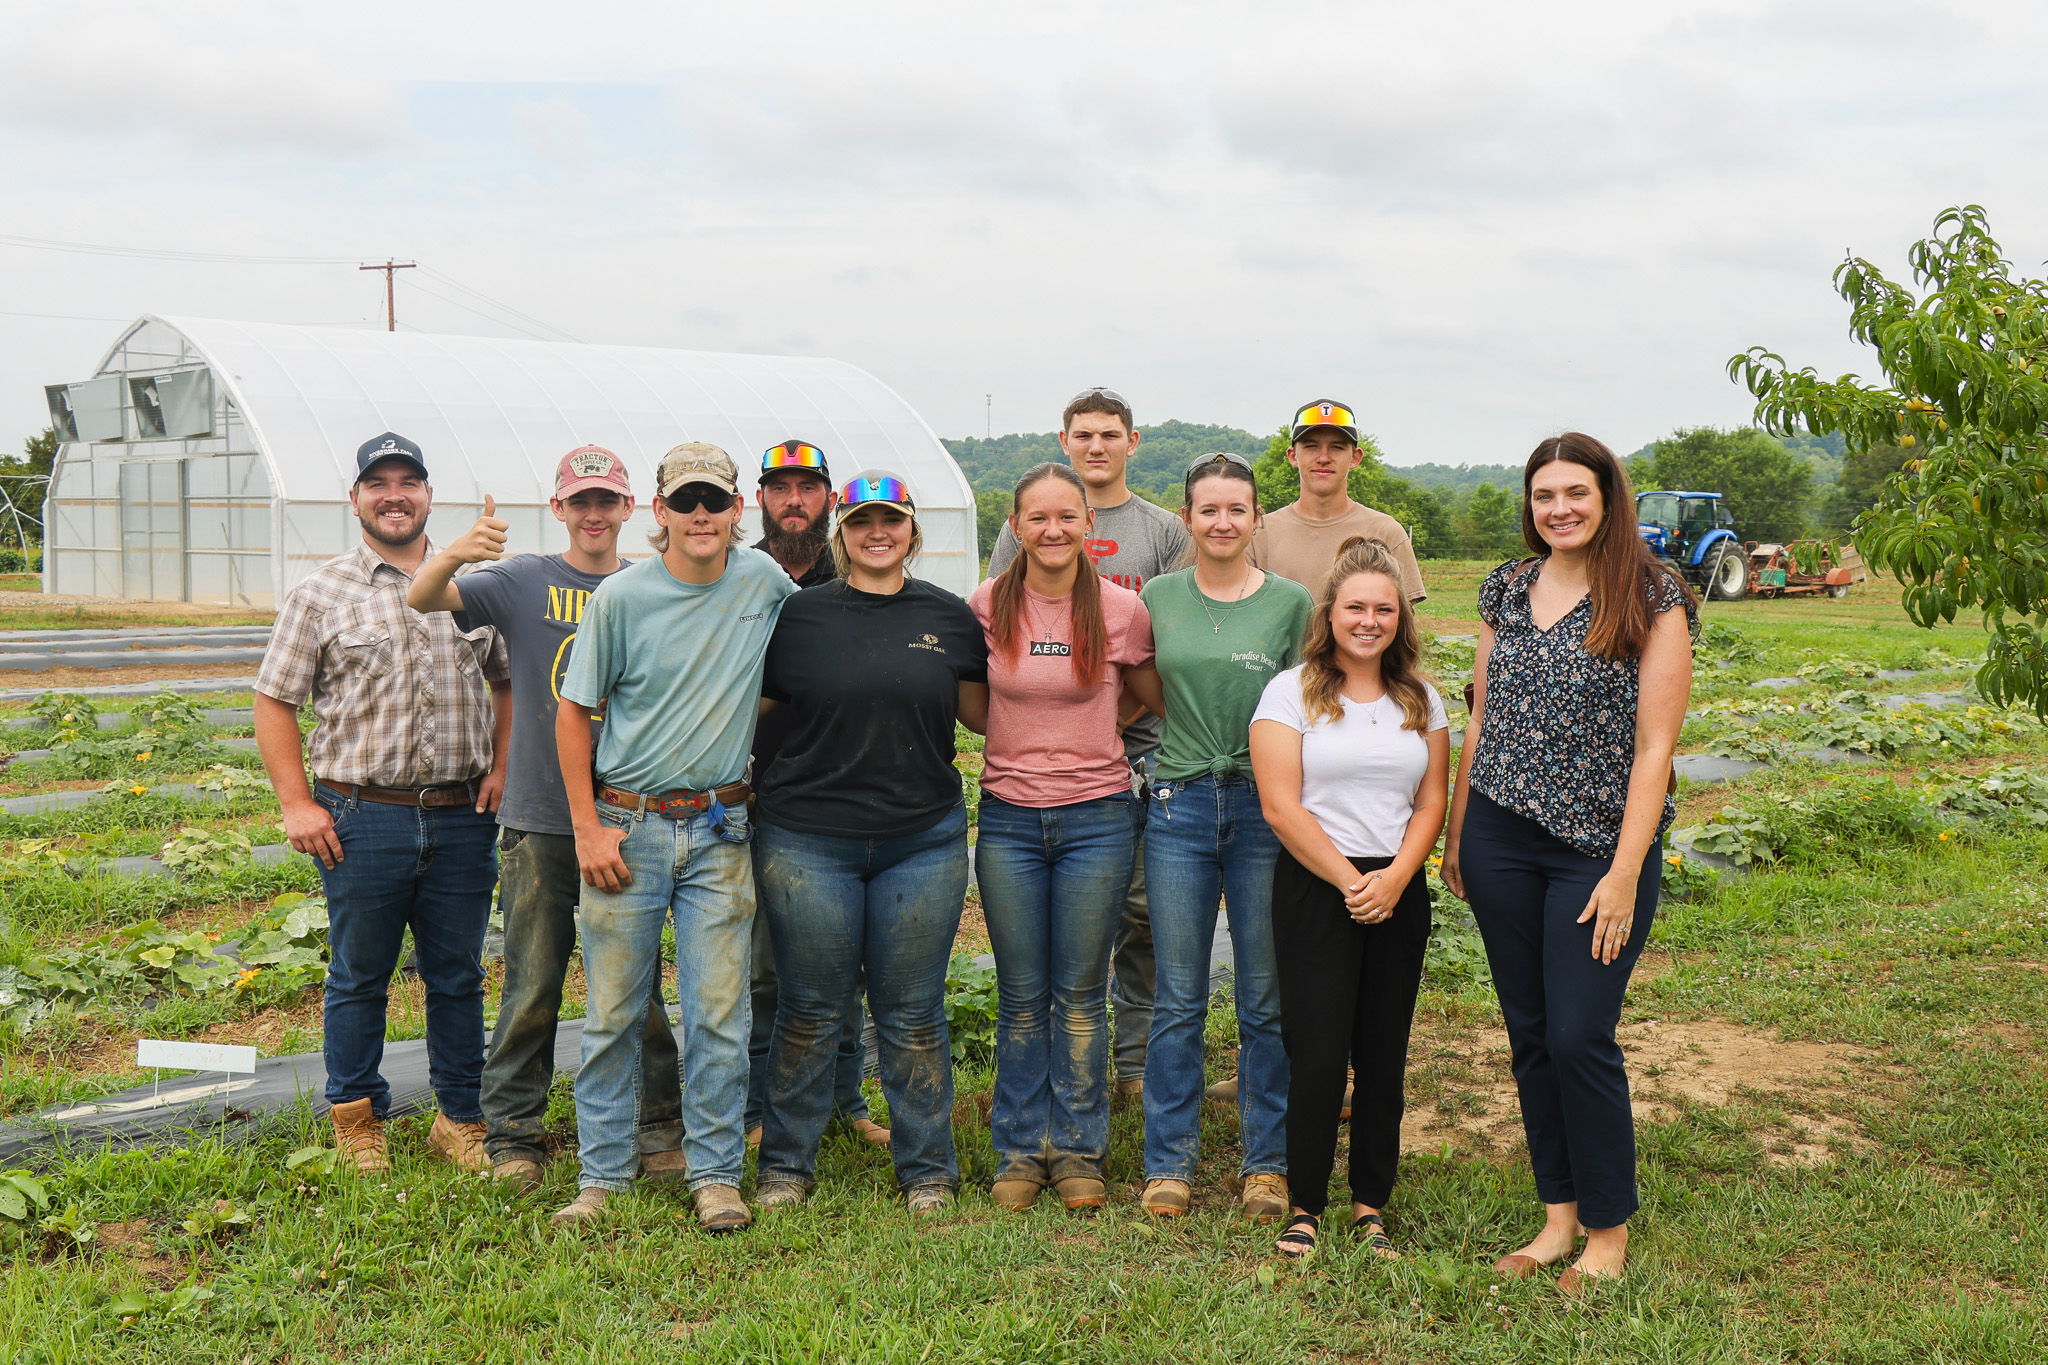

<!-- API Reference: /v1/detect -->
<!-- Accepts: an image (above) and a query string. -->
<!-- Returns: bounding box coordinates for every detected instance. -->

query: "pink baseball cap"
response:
[553,445,631,499]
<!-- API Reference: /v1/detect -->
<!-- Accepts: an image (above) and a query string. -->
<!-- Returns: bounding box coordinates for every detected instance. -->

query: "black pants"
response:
[1459,789,1658,1229]
[1271,847,1432,1215]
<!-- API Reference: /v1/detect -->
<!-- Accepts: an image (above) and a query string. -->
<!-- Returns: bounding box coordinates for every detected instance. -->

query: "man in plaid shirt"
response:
[253,432,512,1175]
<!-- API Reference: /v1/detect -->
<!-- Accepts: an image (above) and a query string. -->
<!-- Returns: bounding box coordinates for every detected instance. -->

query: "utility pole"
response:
[985,394,991,440]
[359,259,417,331]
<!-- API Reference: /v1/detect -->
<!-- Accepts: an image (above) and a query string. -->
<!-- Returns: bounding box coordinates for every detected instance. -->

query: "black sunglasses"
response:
[664,484,735,515]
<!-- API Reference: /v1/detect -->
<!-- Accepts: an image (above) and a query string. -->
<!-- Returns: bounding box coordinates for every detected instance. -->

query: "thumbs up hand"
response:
[450,493,510,564]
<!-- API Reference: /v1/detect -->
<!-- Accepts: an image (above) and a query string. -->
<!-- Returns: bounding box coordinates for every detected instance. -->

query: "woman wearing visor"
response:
[751,471,990,1216]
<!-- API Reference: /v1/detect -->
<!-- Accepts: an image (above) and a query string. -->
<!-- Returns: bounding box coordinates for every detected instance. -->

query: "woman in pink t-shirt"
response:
[970,462,1163,1214]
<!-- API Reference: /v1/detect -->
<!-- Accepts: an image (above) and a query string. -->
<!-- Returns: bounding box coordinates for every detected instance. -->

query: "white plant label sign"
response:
[136,1039,258,1074]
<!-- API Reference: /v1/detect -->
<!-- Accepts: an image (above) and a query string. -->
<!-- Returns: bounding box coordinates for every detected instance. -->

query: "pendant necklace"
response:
[1191,562,1254,634]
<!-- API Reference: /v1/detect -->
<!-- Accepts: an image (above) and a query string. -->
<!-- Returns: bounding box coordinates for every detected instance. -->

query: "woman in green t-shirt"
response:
[1136,454,1315,1222]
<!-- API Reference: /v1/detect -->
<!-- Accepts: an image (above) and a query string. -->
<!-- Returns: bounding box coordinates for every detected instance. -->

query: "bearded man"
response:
[253,433,512,1174]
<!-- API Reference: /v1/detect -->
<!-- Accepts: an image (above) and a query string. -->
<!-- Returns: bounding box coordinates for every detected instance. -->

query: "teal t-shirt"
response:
[1141,568,1315,782]
[560,546,797,793]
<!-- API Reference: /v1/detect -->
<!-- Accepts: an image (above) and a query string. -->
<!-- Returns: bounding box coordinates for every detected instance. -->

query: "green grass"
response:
[0,584,2044,1361]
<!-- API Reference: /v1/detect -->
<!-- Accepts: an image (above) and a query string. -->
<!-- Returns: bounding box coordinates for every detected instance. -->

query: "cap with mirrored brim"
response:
[761,439,832,484]
[1288,400,1361,443]
[834,470,915,519]
[355,431,428,482]
[657,442,739,497]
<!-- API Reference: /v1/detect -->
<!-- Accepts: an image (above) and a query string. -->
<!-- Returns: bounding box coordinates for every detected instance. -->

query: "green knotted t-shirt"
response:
[1140,568,1316,782]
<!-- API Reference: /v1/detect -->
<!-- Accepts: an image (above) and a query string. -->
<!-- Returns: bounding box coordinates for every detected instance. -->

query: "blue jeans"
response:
[975,791,1136,1175]
[481,828,682,1165]
[747,894,869,1133]
[575,800,755,1193]
[755,805,969,1190]
[1143,774,1288,1182]
[313,783,497,1121]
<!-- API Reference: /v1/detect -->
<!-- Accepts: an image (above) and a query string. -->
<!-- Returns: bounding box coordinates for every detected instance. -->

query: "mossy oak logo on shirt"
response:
[908,633,948,654]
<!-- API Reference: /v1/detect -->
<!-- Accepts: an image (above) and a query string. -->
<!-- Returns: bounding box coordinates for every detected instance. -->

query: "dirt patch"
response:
[0,776,106,796]
[94,1219,187,1287]
[0,661,261,690]
[1400,1015,1876,1166]
[0,590,271,619]
[955,894,989,955]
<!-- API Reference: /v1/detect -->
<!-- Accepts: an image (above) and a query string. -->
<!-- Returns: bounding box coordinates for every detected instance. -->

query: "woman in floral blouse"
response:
[1442,432,1696,1292]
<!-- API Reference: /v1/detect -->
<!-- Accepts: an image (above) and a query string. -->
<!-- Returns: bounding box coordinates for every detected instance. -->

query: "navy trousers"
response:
[1459,789,1658,1229]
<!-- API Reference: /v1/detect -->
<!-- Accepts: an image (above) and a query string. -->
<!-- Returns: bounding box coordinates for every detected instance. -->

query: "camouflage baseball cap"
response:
[656,442,739,497]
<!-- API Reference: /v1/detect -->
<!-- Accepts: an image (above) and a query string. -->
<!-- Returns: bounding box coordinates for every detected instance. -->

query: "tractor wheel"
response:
[1828,583,1850,599]
[1706,543,1750,601]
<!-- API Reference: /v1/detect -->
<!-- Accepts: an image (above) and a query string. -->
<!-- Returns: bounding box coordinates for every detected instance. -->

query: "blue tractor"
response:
[1636,490,1749,601]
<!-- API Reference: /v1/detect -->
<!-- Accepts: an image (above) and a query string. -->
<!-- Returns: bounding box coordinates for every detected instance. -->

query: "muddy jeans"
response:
[975,791,1136,1175]
[481,827,683,1166]
[1109,756,1156,1083]
[573,800,755,1193]
[754,804,968,1191]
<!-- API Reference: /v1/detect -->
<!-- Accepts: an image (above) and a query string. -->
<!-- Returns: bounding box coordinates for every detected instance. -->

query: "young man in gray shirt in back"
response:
[985,387,1190,1095]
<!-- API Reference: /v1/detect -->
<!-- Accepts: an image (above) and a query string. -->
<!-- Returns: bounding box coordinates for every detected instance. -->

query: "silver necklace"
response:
[1190,563,1254,634]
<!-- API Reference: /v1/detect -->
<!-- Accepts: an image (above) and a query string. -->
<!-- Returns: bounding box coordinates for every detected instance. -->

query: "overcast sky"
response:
[4,0,2045,467]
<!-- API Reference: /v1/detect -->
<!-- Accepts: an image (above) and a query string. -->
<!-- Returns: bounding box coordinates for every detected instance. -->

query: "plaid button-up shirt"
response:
[255,540,510,787]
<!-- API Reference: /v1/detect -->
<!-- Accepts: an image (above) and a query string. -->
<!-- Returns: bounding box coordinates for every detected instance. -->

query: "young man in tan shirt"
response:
[1249,400,1427,604]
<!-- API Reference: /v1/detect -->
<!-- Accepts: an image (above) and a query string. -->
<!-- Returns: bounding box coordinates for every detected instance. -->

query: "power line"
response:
[0,232,363,265]
[0,232,581,343]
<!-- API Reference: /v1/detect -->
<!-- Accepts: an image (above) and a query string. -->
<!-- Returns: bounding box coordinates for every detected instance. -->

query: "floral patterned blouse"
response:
[1470,557,1697,859]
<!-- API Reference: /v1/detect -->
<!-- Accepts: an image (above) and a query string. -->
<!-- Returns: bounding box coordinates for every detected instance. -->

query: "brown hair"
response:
[1298,537,1434,731]
[1520,432,1694,659]
[989,463,1108,683]
[1062,389,1134,434]
[829,507,924,579]
[1178,455,1262,570]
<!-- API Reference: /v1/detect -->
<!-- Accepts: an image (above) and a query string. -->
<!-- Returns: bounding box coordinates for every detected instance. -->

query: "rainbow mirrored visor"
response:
[836,474,915,515]
[760,440,830,475]
[1289,402,1359,438]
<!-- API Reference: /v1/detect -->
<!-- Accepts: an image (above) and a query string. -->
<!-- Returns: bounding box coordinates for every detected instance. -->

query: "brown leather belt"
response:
[596,779,751,819]
[317,777,478,808]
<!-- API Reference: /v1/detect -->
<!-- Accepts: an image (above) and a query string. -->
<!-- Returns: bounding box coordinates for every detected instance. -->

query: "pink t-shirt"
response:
[970,577,1156,808]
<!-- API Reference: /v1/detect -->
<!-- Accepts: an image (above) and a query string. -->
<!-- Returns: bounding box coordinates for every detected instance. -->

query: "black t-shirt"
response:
[749,538,836,771]
[755,578,989,840]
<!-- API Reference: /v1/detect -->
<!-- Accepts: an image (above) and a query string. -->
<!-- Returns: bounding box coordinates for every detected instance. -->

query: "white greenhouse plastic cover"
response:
[58,316,978,600]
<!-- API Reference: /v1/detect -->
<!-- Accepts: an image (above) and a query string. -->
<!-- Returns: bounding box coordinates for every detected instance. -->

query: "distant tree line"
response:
[948,421,1905,562]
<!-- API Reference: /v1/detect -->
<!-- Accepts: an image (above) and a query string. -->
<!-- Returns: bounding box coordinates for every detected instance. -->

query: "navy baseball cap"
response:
[355,432,428,482]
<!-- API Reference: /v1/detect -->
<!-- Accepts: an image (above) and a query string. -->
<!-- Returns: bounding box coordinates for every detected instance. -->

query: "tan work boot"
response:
[330,1098,388,1174]
[694,1183,753,1234]
[550,1187,609,1225]
[1204,1075,1239,1105]
[427,1113,490,1171]
[1141,1178,1191,1218]
[639,1148,690,1186]
[1241,1173,1289,1224]
[1051,1156,1107,1210]
[492,1158,543,1192]
[990,1157,1048,1212]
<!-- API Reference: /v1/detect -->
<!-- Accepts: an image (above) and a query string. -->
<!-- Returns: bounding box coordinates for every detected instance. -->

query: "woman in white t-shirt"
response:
[1249,536,1451,1260]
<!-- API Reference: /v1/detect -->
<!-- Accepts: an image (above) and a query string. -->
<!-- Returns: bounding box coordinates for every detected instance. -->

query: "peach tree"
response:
[1730,206,2048,716]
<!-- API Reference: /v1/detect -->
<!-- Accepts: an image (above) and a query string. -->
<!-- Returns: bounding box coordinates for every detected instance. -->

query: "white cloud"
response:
[0,15,404,154]
[510,96,591,164]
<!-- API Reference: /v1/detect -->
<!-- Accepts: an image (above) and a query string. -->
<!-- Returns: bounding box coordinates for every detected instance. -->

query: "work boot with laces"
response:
[330,1098,388,1174]
[1241,1173,1290,1224]
[427,1113,490,1171]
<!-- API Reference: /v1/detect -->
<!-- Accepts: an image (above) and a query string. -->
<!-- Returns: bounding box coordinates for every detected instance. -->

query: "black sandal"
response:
[1275,1212,1319,1260]
[1352,1212,1399,1259]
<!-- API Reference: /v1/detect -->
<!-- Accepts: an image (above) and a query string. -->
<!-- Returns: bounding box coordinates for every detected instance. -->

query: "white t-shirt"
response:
[1251,665,1448,858]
